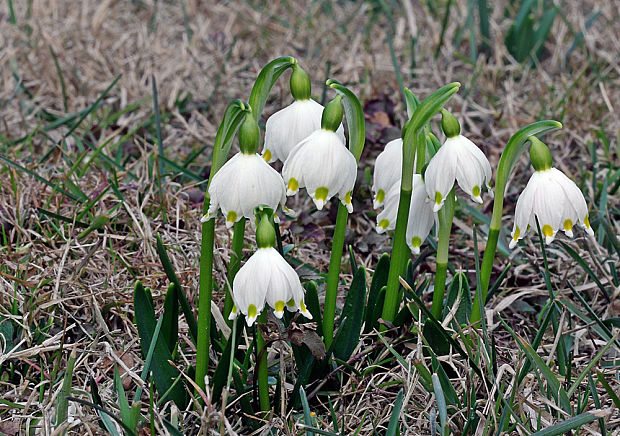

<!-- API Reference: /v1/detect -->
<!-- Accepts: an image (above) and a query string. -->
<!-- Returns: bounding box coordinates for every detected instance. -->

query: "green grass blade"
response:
[385,388,403,436]
[299,386,315,436]
[529,412,604,436]
[55,349,77,433]
[432,374,447,436]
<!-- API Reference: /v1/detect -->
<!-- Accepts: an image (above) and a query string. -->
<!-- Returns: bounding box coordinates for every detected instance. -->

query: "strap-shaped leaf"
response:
[331,266,367,361]
[157,234,198,345]
[364,254,390,333]
[326,79,366,162]
[248,56,297,120]
[133,282,188,408]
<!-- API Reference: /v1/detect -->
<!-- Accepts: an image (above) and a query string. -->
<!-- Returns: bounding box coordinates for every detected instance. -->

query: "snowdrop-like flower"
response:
[262,65,344,163]
[282,96,357,212]
[425,110,492,212]
[372,138,408,209]
[509,137,593,248]
[230,213,312,326]
[202,114,289,228]
[375,175,436,254]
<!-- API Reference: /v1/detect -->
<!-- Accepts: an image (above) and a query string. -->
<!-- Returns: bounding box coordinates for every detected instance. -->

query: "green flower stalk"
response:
[471,121,563,324]
[381,83,460,325]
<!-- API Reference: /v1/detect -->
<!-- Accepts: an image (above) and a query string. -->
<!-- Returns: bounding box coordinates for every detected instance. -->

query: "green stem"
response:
[471,227,499,322]
[323,203,349,350]
[195,216,215,393]
[256,311,270,411]
[431,190,455,319]
[381,127,418,325]
[224,218,246,323]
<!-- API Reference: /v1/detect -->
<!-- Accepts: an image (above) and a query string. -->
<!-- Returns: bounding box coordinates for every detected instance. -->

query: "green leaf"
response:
[406,82,460,135]
[432,374,447,436]
[248,57,296,120]
[156,234,198,345]
[404,88,420,118]
[56,349,76,434]
[364,254,390,333]
[596,370,620,409]
[385,389,403,436]
[299,386,315,436]
[444,272,471,325]
[326,79,366,162]
[304,281,323,337]
[529,411,604,436]
[133,282,188,408]
[161,283,179,354]
[331,266,367,361]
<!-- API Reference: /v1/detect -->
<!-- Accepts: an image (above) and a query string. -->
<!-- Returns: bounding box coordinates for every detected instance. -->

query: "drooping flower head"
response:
[202,113,290,228]
[509,136,594,248]
[230,209,312,326]
[262,64,344,163]
[425,110,493,212]
[282,95,357,212]
[375,174,436,254]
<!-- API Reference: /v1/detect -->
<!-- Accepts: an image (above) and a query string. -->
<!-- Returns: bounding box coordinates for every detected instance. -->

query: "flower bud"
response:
[256,211,276,249]
[290,65,311,101]
[441,109,461,138]
[528,136,552,171]
[321,95,344,132]
[238,112,260,155]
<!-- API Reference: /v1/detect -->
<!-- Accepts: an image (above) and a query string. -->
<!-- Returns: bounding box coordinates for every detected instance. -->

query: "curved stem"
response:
[323,203,349,350]
[224,219,246,324]
[431,189,455,319]
[472,120,562,323]
[255,311,270,411]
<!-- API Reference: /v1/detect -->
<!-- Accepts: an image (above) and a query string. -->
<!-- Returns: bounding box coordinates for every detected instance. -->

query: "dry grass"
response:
[0,0,619,434]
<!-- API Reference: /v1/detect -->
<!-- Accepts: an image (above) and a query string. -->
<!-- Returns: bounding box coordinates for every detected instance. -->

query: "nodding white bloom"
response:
[282,96,357,212]
[230,214,312,326]
[372,138,413,209]
[263,99,345,163]
[202,113,290,227]
[425,110,492,212]
[202,152,288,228]
[375,175,436,254]
[406,177,436,254]
[262,64,344,163]
[509,137,593,248]
[229,247,312,326]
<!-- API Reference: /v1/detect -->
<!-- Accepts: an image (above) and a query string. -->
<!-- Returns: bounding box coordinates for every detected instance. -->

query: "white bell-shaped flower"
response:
[262,64,344,163]
[375,175,436,254]
[202,152,288,228]
[372,138,407,209]
[202,113,291,228]
[230,213,312,326]
[263,99,345,163]
[282,96,357,212]
[509,137,593,248]
[424,110,492,212]
[406,177,436,254]
[230,247,312,326]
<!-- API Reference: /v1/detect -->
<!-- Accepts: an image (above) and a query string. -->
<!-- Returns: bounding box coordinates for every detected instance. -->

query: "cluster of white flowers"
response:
[204,65,358,326]
[205,65,594,326]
